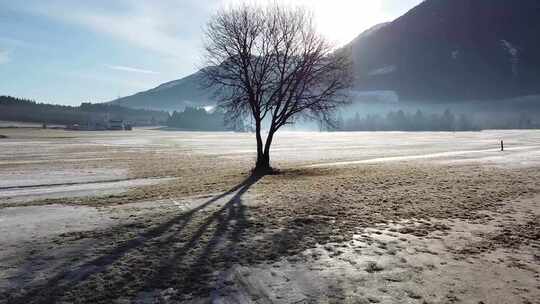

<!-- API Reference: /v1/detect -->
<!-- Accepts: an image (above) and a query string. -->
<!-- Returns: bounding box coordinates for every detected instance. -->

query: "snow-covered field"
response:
[0,128,539,303]
[1,129,539,205]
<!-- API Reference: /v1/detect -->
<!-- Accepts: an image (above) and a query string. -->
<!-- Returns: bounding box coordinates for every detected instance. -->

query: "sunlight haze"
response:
[224,0,423,46]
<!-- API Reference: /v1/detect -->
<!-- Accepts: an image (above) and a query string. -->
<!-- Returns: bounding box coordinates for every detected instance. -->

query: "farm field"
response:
[1,128,539,303]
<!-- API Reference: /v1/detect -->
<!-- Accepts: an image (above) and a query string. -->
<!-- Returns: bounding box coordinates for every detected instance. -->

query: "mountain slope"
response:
[110,70,215,111]
[348,0,540,101]
[110,0,540,110]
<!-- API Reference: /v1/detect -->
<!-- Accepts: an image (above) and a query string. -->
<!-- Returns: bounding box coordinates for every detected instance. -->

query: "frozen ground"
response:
[2,128,540,165]
[0,177,176,204]
[0,128,539,303]
[1,129,539,204]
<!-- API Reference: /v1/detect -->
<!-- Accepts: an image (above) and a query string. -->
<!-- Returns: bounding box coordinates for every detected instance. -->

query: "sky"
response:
[0,0,423,106]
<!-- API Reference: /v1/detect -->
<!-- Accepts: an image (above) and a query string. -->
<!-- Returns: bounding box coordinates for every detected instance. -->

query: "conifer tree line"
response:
[338,109,478,131]
[336,109,538,131]
[2,96,538,131]
[0,95,168,126]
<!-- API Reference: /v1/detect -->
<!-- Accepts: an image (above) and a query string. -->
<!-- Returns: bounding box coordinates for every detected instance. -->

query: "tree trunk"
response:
[254,127,274,175]
[262,129,275,163]
[254,121,270,174]
[255,152,271,172]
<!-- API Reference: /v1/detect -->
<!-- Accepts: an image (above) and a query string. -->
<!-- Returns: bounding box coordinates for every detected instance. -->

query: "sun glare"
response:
[222,0,389,46]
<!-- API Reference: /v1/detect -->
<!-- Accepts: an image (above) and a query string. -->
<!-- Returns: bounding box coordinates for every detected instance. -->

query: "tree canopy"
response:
[202,3,352,173]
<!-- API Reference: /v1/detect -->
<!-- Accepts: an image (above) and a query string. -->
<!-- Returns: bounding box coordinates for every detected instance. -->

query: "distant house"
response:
[108,120,124,130]
[67,123,80,131]
[66,119,132,131]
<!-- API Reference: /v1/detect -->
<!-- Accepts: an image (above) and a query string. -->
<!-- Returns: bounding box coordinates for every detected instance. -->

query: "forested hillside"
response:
[0,96,169,126]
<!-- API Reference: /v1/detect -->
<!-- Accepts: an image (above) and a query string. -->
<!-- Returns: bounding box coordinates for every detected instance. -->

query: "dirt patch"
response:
[489,216,540,248]
[246,164,539,250]
[453,216,540,256]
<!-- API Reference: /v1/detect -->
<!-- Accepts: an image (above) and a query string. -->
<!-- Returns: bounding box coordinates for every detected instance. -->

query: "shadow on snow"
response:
[5,174,262,303]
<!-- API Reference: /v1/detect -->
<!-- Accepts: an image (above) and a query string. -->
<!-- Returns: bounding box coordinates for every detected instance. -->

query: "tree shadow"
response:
[4,173,262,304]
[135,172,259,296]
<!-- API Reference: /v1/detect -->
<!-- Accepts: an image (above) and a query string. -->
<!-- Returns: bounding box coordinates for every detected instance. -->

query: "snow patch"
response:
[501,40,518,57]
[368,65,396,76]
[500,39,519,77]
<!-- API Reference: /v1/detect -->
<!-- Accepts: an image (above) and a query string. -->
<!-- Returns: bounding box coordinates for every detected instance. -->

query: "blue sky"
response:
[0,0,422,105]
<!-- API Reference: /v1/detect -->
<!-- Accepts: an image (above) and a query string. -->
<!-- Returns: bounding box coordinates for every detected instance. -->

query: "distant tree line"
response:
[4,96,538,132]
[167,107,238,131]
[339,109,478,131]
[337,109,539,131]
[167,107,540,132]
[0,95,169,126]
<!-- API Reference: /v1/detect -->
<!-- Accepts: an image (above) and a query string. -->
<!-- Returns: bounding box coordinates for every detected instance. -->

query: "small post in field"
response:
[501,140,504,152]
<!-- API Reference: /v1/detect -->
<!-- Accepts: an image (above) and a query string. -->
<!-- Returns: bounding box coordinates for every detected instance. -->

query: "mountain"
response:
[109,70,215,111]
[110,0,540,110]
[347,0,540,101]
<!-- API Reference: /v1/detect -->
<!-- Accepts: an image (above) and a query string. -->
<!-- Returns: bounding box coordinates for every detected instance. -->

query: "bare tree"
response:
[202,3,352,174]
